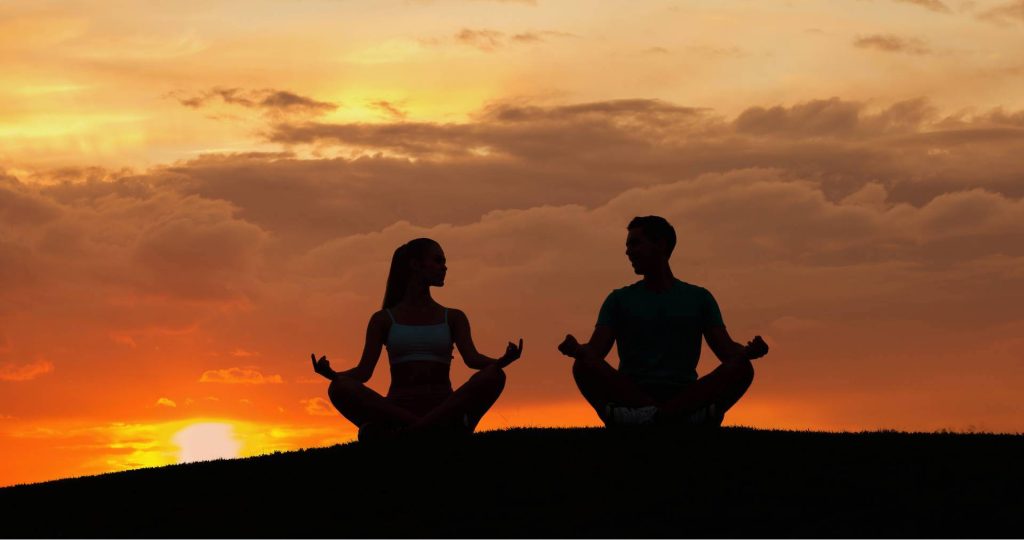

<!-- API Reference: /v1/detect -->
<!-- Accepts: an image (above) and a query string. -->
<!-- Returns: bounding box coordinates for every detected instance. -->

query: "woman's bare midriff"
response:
[389,361,452,394]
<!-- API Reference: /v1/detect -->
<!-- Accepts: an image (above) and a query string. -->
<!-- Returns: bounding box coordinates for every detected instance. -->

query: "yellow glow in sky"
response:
[172,422,242,463]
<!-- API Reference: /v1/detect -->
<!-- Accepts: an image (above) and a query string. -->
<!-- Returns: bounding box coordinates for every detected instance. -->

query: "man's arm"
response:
[704,325,768,364]
[558,325,615,364]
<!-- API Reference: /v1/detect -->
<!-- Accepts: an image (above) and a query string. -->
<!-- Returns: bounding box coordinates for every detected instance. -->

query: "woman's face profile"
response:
[414,242,447,287]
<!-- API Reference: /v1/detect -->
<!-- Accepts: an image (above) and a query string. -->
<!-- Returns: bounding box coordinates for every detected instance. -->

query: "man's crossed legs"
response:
[572,355,754,427]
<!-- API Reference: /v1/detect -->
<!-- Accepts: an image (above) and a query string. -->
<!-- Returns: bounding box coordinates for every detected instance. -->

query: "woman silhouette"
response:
[311,238,523,440]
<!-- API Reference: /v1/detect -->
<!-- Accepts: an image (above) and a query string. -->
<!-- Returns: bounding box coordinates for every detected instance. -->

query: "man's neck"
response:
[641,265,675,292]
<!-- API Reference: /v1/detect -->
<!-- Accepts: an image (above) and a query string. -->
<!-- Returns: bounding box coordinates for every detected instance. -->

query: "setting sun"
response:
[172,423,242,464]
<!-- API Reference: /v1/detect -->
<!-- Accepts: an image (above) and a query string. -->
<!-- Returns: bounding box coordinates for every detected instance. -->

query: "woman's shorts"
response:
[387,384,453,416]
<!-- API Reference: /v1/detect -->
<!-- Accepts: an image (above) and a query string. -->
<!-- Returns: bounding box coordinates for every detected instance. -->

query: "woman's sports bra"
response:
[385,308,454,365]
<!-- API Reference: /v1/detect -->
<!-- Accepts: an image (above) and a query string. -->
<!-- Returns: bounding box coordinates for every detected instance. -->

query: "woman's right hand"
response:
[498,338,524,368]
[311,353,335,380]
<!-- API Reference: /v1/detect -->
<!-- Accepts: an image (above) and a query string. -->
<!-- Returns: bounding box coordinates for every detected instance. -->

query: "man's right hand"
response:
[744,336,769,360]
[558,334,581,358]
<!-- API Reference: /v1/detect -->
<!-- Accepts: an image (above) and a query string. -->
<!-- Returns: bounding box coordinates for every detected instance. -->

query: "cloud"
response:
[129,193,269,301]
[734,97,937,137]
[368,100,408,120]
[978,0,1024,24]
[0,360,54,382]
[893,0,951,12]
[109,334,137,347]
[510,30,576,42]
[853,34,931,54]
[198,367,283,384]
[685,44,745,57]
[300,397,334,416]
[642,46,671,55]
[451,28,573,51]
[453,28,504,51]
[154,398,177,408]
[172,87,337,116]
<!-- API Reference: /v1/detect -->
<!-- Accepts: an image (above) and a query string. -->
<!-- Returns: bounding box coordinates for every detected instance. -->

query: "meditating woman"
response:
[311,237,523,440]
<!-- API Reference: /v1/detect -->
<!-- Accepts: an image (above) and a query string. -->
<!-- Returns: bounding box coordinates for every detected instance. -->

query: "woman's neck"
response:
[402,283,434,308]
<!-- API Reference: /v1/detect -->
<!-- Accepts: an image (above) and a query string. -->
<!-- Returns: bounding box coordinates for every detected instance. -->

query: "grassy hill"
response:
[2,427,1022,537]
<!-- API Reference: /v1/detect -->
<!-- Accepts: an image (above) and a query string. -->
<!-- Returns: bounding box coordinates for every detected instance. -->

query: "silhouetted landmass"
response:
[2,427,1022,537]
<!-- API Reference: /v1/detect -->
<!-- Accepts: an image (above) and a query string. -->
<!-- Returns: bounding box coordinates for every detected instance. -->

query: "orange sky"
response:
[2,0,1024,487]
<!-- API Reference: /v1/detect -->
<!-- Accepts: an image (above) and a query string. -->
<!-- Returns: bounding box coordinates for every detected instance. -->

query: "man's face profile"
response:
[625,227,665,275]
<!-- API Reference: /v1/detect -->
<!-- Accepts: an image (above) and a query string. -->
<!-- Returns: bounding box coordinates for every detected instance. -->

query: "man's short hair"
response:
[628,215,677,256]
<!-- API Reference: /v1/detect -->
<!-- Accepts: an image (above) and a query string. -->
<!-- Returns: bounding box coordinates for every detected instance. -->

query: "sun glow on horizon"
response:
[171,422,242,464]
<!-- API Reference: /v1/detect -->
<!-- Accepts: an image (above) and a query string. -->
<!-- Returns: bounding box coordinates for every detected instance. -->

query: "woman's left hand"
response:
[498,338,524,368]
[311,353,336,380]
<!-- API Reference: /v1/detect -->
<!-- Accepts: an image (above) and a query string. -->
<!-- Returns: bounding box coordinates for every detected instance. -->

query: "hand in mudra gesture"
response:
[498,338,524,368]
[745,336,769,360]
[557,334,580,358]
[311,353,335,380]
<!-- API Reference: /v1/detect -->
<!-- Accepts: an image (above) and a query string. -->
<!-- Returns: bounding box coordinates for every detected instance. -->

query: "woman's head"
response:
[382,238,446,308]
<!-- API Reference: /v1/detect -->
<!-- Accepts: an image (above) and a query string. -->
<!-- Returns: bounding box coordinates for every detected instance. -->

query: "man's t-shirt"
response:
[597,279,724,388]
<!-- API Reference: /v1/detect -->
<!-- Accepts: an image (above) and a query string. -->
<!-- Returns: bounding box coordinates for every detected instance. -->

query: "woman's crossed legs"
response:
[327,364,506,440]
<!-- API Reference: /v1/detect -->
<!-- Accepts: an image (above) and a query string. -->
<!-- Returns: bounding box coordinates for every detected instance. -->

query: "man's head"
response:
[625,216,676,275]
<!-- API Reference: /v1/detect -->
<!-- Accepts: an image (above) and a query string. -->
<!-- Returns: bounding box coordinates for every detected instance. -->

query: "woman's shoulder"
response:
[369,309,393,325]
[445,307,468,323]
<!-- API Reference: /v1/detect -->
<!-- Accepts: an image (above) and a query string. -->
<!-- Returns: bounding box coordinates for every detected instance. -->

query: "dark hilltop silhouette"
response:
[2,427,1022,537]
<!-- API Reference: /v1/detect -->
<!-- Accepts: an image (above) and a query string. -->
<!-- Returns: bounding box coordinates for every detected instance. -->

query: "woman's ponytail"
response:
[382,238,438,309]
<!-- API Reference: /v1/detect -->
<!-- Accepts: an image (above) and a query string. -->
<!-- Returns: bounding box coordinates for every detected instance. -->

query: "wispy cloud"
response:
[0,360,54,382]
[171,87,337,116]
[641,46,671,55]
[854,34,931,54]
[369,100,408,120]
[154,397,177,408]
[300,397,335,416]
[978,0,1024,25]
[199,367,283,384]
[451,28,574,51]
[894,0,951,13]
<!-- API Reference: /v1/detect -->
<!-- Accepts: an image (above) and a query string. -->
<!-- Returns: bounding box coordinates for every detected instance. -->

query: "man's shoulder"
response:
[674,279,713,296]
[608,280,645,296]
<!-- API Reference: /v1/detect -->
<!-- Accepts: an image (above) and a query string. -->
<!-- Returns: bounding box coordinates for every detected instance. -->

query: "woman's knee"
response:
[327,374,360,403]
[475,364,506,392]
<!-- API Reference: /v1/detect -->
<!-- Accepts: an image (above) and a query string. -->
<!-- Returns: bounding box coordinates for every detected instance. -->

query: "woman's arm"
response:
[312,311,389,382]
[449,309,522,370]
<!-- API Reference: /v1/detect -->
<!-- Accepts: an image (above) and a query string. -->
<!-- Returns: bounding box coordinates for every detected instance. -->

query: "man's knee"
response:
[571,357,593,386]
[726,359,754,388]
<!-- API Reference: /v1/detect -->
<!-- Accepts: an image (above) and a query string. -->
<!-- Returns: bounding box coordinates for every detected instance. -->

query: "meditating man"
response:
[558,215,768,427]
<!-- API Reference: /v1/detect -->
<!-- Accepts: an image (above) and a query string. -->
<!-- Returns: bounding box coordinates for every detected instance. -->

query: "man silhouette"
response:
[559,216,768,427]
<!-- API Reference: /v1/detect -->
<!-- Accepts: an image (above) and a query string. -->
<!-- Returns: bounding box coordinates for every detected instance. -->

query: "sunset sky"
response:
[2,0,1024,487]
